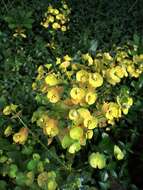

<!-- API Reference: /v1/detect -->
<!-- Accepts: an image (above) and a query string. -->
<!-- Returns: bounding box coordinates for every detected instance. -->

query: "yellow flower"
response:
[59,61,70,70]
[56,57,61,65]
[39,83,48,93]
[86,130,93,139]
[56,14,64,20]
[94,58,103,72]
[77,108,91,120]
[106,68,121,85]
[3,104,18,115]
[38,65,44,74]
[89,152,106,169]
[13,128,29,144]
[76,70,89,83]
[47,88,61,103]
[45,74,60,86]
[115,65,128,78]
[69,109,80,121]
[37,172,48,188]
[41,20,49,28]
[133,54,143,62]
[117,96,133,115]
[82,53,93,65]
[127,65,140,78]
[47,15,54,23]
[66,71,74,79]
[103,52,113,62]
[139,64,143,72]
[53,9,59,15]
[37,171,57,189]
[61,20,66,25]
[43,118,59,137]
[32,82,37,90]
[69,126,83,140]
[116,51,128,62]
[61,26,67,32]
[68,142,81,154]
[84,116,98,129]
[105,102,121,123]
[64,55,72,62]
[4,125,13,137]
[114,145,124,160]
[85,91,97,105]
[89,73,103,88]
[52,23,61,30]
[70,87,85,101]
[48,180,57,190]
[3,106,12,116]
[48,6,54,14]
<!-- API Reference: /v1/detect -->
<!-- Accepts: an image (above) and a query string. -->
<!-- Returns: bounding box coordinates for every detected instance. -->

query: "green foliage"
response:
[0,0,143,189]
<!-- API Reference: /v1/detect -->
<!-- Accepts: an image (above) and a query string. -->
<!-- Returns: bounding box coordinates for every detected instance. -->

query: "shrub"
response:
[0,0,143,189]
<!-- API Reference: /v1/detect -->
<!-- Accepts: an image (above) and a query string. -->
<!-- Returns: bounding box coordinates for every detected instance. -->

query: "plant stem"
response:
[128,0,138,13]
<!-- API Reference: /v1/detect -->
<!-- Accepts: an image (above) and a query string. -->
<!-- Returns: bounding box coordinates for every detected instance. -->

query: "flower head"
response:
[43,118,59,137]
[89,73,103,88]
[45,74,60,86]
[104,102,122,124]
[84,116,98,129]
[13,127,29,144]
[85,91,97,105]
[89,152,106,169]
[69,126,83,140]
[47,87,63,103]
[76,70,89,83]
[70,87,85,102]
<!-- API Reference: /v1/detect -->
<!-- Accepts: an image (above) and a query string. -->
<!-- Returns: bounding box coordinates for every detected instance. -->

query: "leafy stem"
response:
[15,114,69,171]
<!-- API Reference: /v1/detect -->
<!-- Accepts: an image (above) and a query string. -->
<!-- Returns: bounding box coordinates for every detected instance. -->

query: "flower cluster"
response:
[41,1,71,32]
[13,127,29,145]
[37,171,57,190]
[32,110,59,138]
[32,46,143,154]
[89,145,124,169]
[3,104,18,115]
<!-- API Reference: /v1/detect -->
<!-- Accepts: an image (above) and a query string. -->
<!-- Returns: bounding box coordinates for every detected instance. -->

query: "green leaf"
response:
[133,34,140,46]
[15,172,27,186]
[27,159,38,171]
[99,134,113,154]
[0,180,7,190]
[0,138,16,151]
[89,40,98,56]
[99,182,110,190]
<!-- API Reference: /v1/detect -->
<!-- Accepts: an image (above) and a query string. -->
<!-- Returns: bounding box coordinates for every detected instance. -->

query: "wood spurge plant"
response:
[0,0,143,189]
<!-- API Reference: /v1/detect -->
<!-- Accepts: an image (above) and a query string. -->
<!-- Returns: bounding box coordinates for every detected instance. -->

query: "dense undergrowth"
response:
[0,0,143,189]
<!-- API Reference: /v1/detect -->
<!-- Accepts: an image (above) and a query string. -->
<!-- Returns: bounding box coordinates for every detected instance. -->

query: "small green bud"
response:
[37,161,44,173]
[0,156,7,163]
[48,180,57,190]
[33,153,40,160]
[4,125,13,137]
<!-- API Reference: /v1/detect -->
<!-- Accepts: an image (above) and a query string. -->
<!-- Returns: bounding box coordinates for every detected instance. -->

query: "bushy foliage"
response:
[0,0,143,190]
